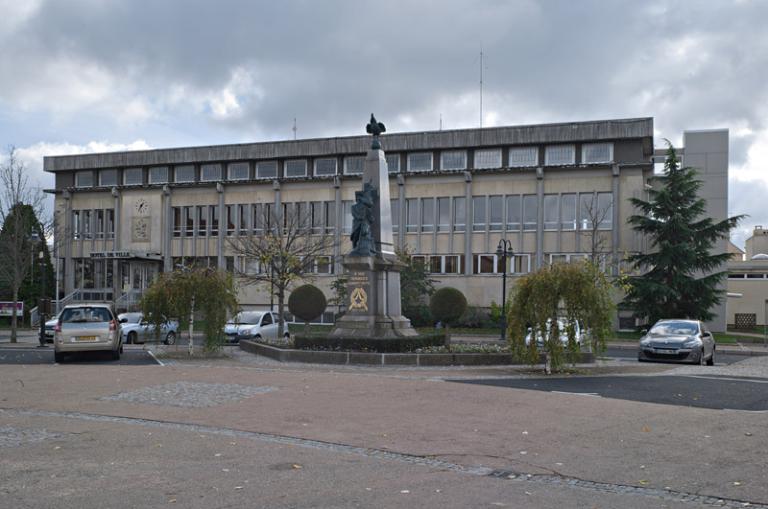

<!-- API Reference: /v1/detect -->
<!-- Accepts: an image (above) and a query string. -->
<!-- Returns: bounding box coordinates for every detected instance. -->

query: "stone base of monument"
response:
[329,255,420,339]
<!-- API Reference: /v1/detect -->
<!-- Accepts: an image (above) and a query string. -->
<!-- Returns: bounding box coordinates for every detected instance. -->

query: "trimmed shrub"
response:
[403,304,433,327]
[293,333,447,353]
[288,284,327,322]
[429,287,468,328]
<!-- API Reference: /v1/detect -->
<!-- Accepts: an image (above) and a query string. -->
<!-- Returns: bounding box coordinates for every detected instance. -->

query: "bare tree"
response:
[580,193,613,268]
[0,147,49,343]
[227,203,336,338]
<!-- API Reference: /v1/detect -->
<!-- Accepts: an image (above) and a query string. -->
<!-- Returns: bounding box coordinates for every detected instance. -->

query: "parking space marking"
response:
[146,350,164,366]
[550,391,601,397]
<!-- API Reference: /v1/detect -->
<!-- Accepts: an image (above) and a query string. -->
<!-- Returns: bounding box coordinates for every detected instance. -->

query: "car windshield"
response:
[61,307,112,323]
[119,313,143,324]
[229,312,263,325]
[649,321,698,336]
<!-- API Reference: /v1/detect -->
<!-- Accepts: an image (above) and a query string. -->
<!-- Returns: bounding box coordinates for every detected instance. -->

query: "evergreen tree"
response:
[622,142,743,325]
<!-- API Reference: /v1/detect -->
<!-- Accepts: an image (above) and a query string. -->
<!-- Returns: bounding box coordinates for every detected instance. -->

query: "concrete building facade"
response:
[43,117,736,331]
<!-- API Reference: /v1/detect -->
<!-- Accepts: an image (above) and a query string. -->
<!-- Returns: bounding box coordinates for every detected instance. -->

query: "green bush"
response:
[456,306,490,328]
[429,287,468,328]
[288,284,327,323]
[293,333,447,353]
[403,304,433,327]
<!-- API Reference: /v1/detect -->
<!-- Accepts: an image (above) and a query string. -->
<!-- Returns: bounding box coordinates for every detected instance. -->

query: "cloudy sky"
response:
[1,0,766,246]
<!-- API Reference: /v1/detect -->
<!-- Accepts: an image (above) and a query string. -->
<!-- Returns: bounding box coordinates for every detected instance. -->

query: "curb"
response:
[607,343,768,357]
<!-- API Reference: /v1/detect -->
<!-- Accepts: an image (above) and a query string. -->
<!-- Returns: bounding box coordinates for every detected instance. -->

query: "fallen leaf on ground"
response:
[641,425,651,432]
[400,490,410,494]
[292,464,302,469]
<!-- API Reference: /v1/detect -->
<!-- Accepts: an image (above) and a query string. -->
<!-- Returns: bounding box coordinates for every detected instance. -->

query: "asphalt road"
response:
[0,347,160,365]
[452,374,768,411]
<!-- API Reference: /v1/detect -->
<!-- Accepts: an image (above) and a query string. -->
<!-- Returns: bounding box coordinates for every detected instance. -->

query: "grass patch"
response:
[153,349,230,360]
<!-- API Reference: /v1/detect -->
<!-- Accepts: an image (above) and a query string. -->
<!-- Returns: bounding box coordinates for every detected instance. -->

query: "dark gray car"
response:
[637,319,715,365]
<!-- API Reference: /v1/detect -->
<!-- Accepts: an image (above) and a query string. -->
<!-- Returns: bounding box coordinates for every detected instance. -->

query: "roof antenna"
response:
[292,118,297,140]
[479,46,483,128]
[439,113,443,131]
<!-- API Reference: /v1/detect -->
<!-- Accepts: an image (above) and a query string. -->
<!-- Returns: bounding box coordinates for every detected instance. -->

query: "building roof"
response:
[43,117,654,172]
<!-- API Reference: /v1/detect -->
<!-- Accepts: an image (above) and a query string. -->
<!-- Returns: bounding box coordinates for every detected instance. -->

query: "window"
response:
[256,161,278,179]
[99,169,117,187]
[544,195,558,230]
[95,210,105,238]
[123,168,143,186]
[474,149,502,169]
[475,254,496,274]
[227,162,249,181]
[72,211,81,239]
[582,143,613,164]
[200,164,222,182]
[343,156,364,175]
[509,147,538,167]
[511,254,531,274]
[430,256,442,274]
[226,205,235,235]
[561,194,577,231]
[75,171,93,188]
[175,165,195,183]
[391,199,399,233]
[407,152,432,172]
[386,153,400,173]
[545,145,575,165]
[598,193,613,229]
[284,159,307,178]
[342,200,352,233]
[311,202,323,233]
[453,197,466,232]
[427,255,464,274]
[406,198,418,233]
[475,254,530,274]
[237,204,247,232]
[251,204,263,233]
[506,195,521,231]
[472,197,486,232]
[105,209,115,239]
[210,206,219,235]
[316,158,338,176]
[489,196,503,231]
[184,206,194,237]
[437,197,450,232]
[173,207,182,237]
[523,195,537,231]
[421,198,435,233]
[148,166,168,184]
[197,206,207,236]
[324,201,335,234]
[314,256,333,274]
[548,253,589,265]
[82,210,92,239]
[440,151,466,171]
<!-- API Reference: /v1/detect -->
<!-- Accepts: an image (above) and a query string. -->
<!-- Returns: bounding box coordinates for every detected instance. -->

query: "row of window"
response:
[72,209,115,239]
[73,143,615,188]
[728,273,768,279]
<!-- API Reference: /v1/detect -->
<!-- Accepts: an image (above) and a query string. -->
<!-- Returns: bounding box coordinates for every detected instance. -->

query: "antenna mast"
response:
[292,118,297,140]
[479,48,483,128]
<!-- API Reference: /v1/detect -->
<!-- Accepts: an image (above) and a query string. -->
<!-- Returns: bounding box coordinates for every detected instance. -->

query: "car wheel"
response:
[699,349,707,366]
[54,351,64,363]
[127,331,137,345]
[707,349,715,366]
[637,355,646,363]
[164,332,176,345]
[254,335,261,342]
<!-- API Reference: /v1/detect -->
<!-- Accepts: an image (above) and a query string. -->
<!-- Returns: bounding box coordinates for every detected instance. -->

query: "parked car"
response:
[53,304,122,362]
[44,311,63,343]
[118,312,178,345]
[637,319,715,365]
[524,318,584,348]
[223,311,288,343]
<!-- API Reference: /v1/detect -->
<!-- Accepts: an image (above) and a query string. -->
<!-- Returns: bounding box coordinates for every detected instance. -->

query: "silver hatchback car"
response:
[53,304,123,363]
[637,319,716,365]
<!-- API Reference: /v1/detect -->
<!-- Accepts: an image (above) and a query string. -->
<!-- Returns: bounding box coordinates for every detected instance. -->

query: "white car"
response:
[524,318,583,348]
[53,304,122,362]
[223,311,289,343]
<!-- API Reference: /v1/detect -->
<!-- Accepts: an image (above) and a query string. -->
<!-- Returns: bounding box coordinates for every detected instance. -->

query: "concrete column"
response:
[112,187,120,301]
[464,171,472,275]
[217,183,225,269]
[63,191,74,295]
[611,164,620,276]
[536,167,544,269]
[333,176,342,274]
[397,174,406,249]
[273,179,282,233]
[163,185,172,272]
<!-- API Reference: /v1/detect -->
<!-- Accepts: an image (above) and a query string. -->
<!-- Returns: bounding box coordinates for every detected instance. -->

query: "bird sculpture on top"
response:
[366,113,386,150]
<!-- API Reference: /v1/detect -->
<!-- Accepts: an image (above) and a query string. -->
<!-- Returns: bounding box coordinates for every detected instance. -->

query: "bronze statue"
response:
[366,113,386,150]
[350,183,377,256]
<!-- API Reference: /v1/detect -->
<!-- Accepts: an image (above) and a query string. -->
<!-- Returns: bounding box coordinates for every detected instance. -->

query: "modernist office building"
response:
[43,117,733,330]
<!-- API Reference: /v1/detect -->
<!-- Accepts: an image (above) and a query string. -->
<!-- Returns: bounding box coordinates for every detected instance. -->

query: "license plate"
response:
[653,348,676,355]
[76,336,98,342]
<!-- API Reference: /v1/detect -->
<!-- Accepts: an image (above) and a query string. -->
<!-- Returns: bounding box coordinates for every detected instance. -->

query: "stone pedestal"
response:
[329,254,418,338]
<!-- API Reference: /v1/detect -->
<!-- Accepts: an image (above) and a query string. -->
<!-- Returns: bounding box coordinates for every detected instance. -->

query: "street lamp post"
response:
[38,250,47,348]
[496,239,514,341]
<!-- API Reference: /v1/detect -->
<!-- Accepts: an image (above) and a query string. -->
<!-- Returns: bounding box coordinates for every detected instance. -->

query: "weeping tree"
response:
[622,142,744,325]
[508,261,613,371]
[140,267,239,354]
